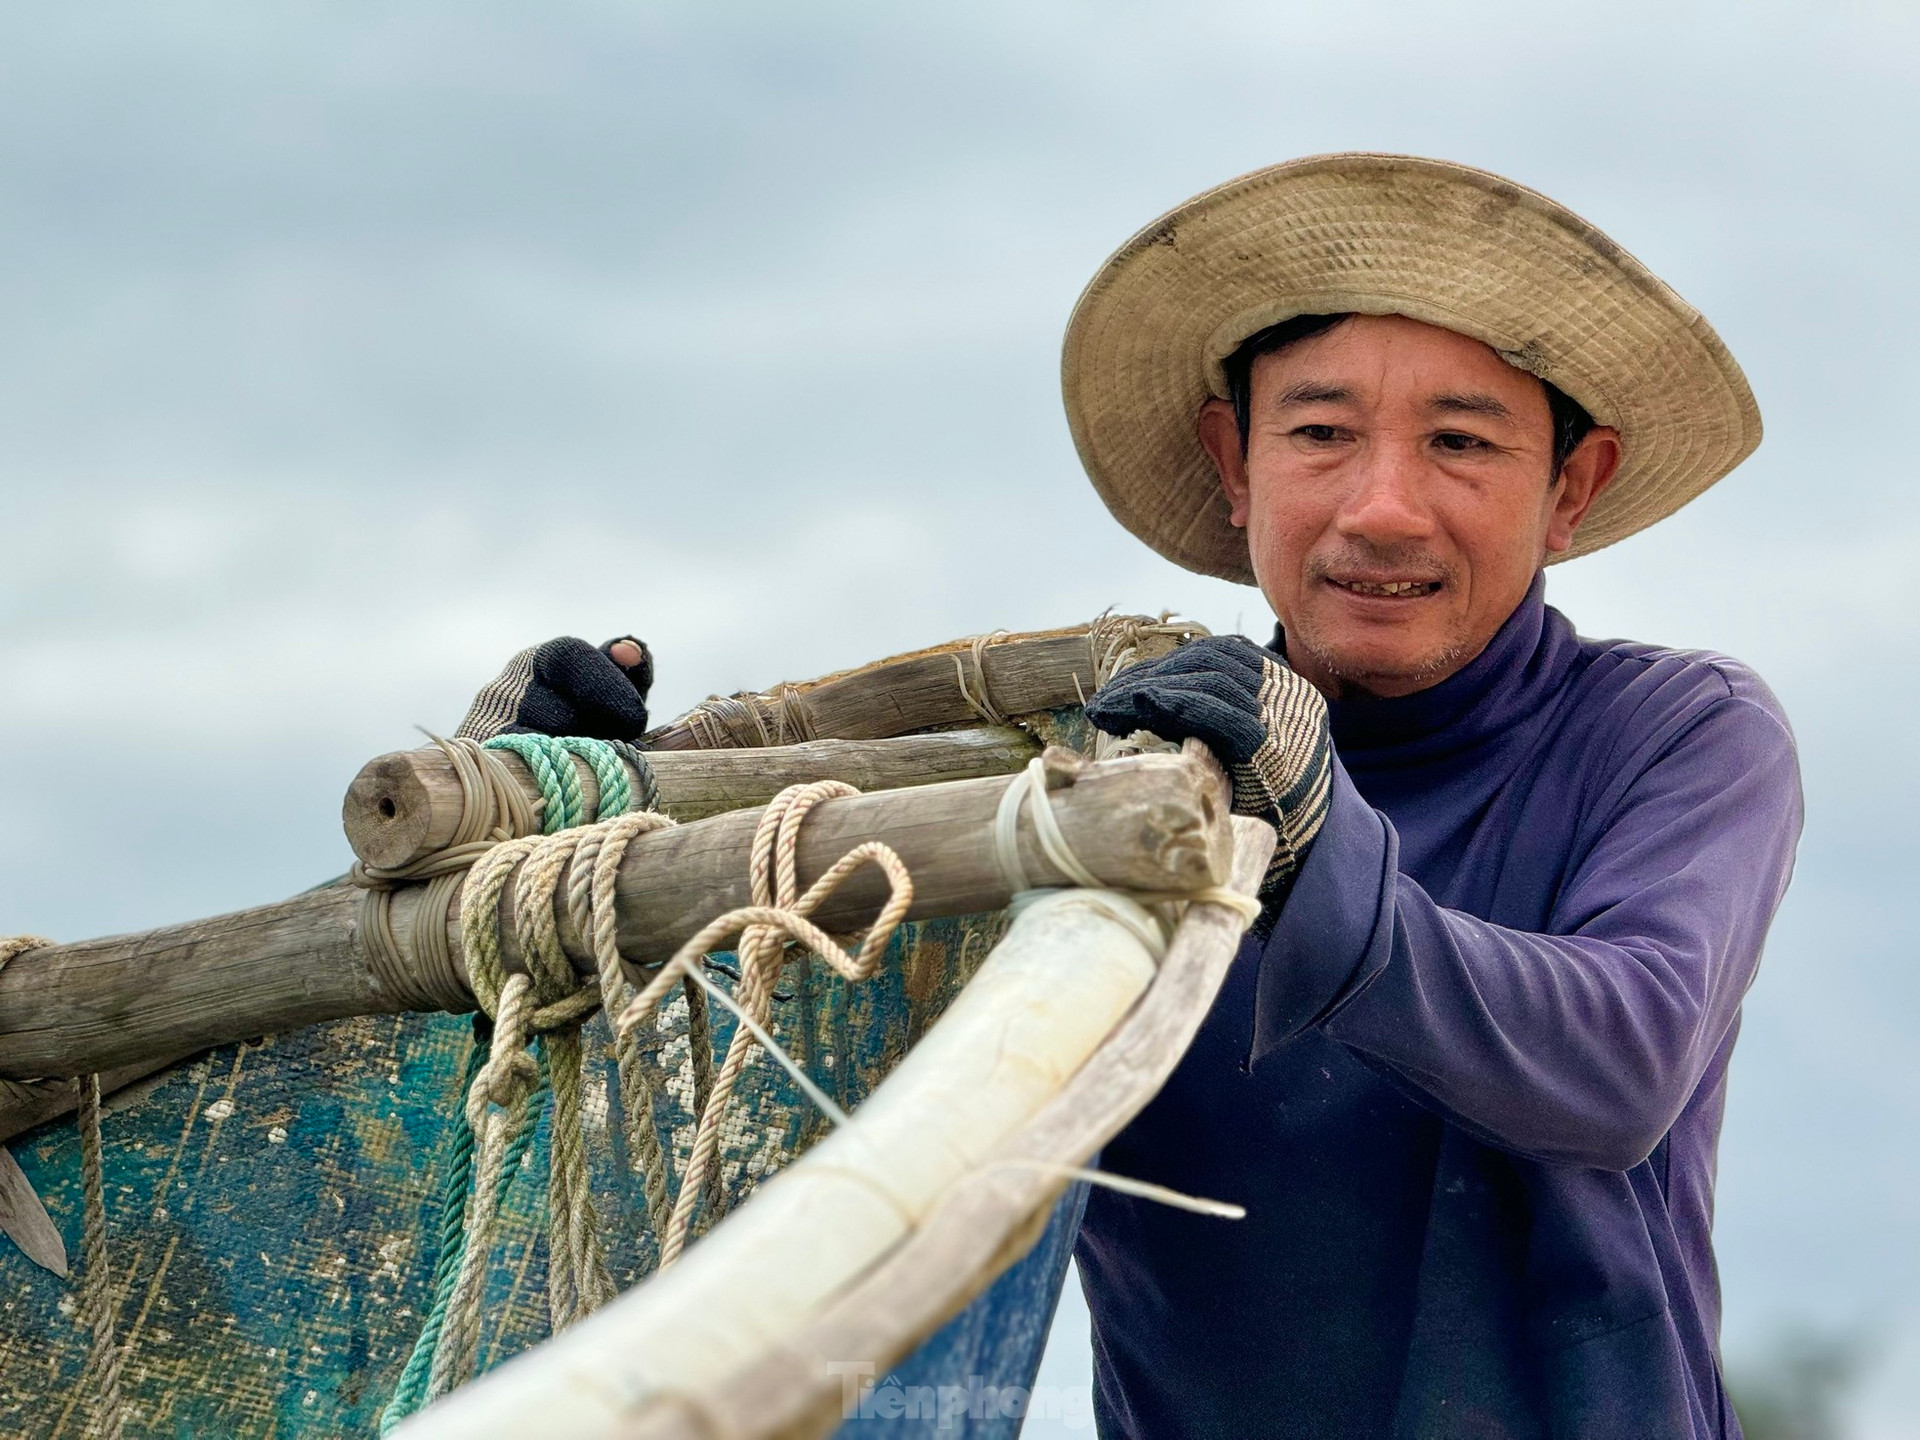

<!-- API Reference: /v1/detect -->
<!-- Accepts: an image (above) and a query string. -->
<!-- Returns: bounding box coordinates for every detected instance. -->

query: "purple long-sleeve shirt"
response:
[1075,575,1803,1440]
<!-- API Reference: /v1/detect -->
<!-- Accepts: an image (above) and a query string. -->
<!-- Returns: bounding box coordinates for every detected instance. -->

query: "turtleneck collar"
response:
[1269,573,1579,763]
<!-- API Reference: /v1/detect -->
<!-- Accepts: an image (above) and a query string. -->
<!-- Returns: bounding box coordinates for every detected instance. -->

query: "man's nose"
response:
[1335,441,1436,547]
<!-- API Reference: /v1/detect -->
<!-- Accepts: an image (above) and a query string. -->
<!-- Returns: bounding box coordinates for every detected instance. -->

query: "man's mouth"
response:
[1328,578,1444,598]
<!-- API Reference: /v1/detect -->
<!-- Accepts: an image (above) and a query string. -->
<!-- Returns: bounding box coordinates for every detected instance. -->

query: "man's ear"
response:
[1546,426,1622,554]
[1197,397,1252,527]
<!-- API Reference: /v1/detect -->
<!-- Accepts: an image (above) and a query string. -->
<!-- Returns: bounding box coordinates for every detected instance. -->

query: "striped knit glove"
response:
[455,635,654,742]
[1085,635,1332,910]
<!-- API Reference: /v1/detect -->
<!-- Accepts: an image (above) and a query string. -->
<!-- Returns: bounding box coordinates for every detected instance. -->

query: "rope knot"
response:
[613,779,914,1267]
[468,1048,541,1119]
[411,763,684,1402]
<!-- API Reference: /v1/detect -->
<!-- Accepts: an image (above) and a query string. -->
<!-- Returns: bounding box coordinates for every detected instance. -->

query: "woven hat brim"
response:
[1062,153,1762,584]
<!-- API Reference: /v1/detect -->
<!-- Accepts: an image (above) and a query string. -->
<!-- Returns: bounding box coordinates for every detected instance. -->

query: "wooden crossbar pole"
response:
[343,728,1041,871]
[642,620,1199,752]
[0,748,1230,1081]
[0,1053,200,1147]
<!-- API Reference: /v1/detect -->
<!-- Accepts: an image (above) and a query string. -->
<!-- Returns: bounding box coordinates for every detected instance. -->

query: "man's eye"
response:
[1293,424,1344,443]
[1433,431,1492,453]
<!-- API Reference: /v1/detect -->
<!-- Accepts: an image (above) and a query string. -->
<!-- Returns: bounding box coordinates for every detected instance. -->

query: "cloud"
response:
[2,0,1916,1416]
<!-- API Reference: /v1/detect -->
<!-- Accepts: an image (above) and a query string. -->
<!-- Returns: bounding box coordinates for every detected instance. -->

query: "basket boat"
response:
[0,616,1271,1439]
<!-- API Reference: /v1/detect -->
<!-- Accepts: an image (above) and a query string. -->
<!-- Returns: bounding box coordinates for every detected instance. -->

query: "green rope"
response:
[380,1028,548,1433]
[381,734,639,1429]
[378,1032,485,1434]
[608,739,661,814]
[482,734,583,832]
[558,737,632,820]
[481,733,636,832]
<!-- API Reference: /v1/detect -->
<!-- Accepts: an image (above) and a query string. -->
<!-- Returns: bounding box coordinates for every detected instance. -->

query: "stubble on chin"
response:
[1284,622,1475,701]
[1278,544,1473,699]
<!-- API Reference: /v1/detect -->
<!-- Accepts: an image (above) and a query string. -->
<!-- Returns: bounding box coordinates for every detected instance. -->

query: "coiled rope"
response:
[681,685,817,749]
[352,736,539,1013]
[19,708,1239,1431]
[1086,610,1210,690]
[947,612,1210,732]
[992,756,1262,928]
[396,743,1253,1420]
[418,771,911,1397]
[0,935,125,1440]
[950,630,1014,726]
[369,733,681,1424]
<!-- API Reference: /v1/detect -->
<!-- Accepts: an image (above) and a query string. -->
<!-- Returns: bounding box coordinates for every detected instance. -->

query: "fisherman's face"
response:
[1199,313,1620,700]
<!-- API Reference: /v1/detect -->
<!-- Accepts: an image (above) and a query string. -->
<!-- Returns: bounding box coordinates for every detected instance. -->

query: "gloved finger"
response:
[599,635,654,697]
[500,684,577,737]
[1097,642,1271,710]
[1130,634,1271,682]
[1089,666,1263,739]
[531,637,653,740]
[1094,661,1260,710]
[1087,675,1219,733]
[1129,688,1269,765]
[1087,681,1267,764]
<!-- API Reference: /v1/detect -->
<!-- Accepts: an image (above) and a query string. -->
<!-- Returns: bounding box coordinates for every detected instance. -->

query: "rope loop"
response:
[607,740,661,813]
[614,780,914,1266]
[464,969,537,1122]
[350,732,657,1015]
[681,687,817,748]
[404,733,678,1403]
[482,734,586,833]
[991,755,1264,929]
[1086,609,1211,688]
[951,629,1013,726]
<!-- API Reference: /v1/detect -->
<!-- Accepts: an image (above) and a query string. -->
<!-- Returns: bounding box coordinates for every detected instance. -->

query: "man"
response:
[460,155,1798,1438]
[1058,155,1800,1439]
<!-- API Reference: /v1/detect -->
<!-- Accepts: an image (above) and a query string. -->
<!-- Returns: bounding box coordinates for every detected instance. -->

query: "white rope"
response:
[993,758,1264,928]
[679,965,850,1130]
[992,762,1035,895]
[659,893,1243,1225]
[982,1159,1245,1220]
[994,759,1103,892]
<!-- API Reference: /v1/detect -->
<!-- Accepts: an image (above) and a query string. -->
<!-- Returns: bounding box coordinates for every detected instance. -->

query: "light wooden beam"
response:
[343,728,1040,871]
[0,749,1230,1081]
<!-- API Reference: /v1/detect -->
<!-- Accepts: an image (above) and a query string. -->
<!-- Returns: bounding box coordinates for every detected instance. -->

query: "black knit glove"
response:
[1085,635,1332,908]
[455,635,654,741]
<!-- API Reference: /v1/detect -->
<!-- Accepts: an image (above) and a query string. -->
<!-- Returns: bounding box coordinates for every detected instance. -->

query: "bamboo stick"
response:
[343,728,1040,872]
[0,749,1231,1080]
[643,620,1200,752]
[397,819,1275,1440]
[655,819,1274,1440]
[395,876,1172,1439]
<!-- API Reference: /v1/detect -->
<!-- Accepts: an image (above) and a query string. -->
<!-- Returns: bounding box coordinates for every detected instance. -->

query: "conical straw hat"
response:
[1062,153,1762,584]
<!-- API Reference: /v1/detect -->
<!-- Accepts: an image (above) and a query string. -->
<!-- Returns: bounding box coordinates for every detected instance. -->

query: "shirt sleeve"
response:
[1249,692,1803,1171]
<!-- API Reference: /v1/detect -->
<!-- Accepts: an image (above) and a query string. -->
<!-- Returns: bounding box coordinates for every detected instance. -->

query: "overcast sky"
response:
[3,3,1916,1433]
